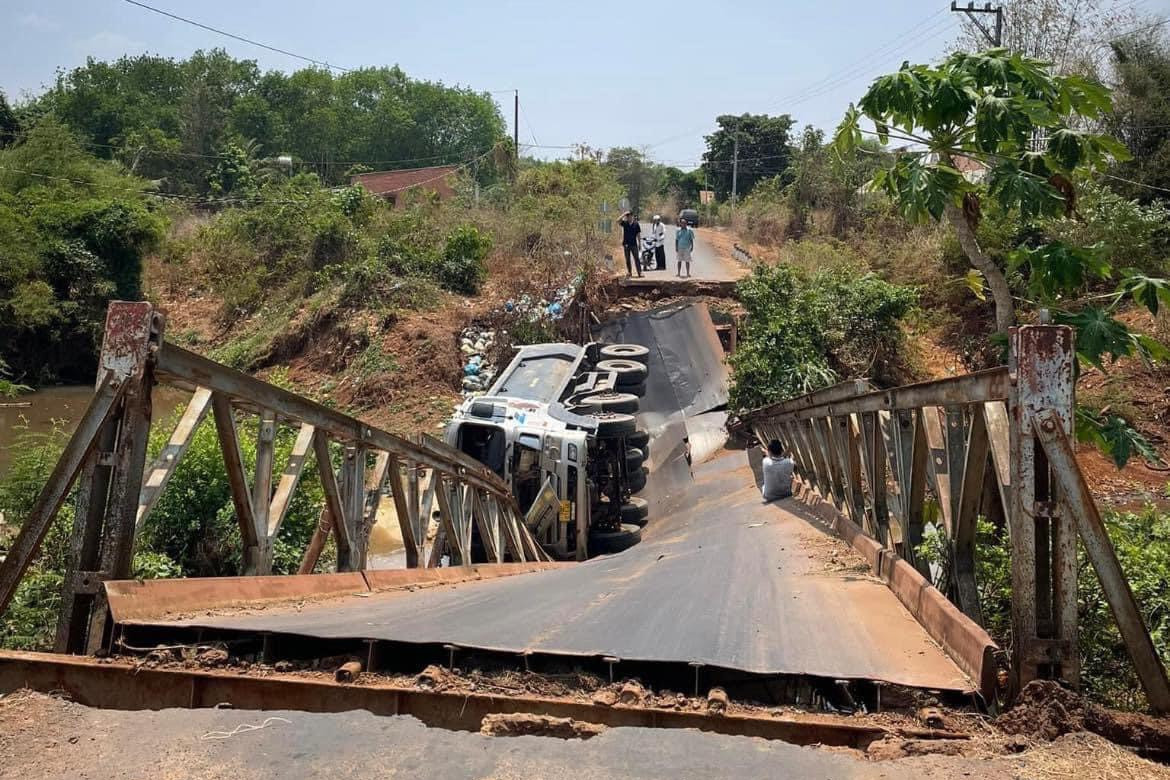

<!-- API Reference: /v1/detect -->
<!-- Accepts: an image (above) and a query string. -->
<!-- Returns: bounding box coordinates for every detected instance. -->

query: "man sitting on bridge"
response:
[761,439,794,501]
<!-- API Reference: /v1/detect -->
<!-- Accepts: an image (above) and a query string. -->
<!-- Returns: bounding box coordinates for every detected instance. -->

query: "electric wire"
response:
[123,0,352,73]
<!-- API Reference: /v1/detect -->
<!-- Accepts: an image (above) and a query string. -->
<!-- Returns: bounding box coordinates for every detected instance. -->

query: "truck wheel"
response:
[594,412,637,438]
[600,344,650,364]
[596,359,648,387]
[589,523,642,554]
[628,429,650,449]
[620,497,649,526]
[627,467,648,494]
[625,380,647,398]
[581,392,639,415]
[625,447,645,471]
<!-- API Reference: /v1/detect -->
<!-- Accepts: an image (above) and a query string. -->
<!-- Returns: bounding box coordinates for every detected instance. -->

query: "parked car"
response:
[679,208,700,227]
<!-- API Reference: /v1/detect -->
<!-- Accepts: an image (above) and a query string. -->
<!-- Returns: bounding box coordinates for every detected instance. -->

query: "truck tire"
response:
[595,412,637,438]
[620,497,649,526]
[600,344,650,364]
[596,359,648,387]
[625,447,645,471]
[627,466,648,494]
[628,429,650,449]
[626,380,647,398]
[581,392,639,415]
[589,522,642,554]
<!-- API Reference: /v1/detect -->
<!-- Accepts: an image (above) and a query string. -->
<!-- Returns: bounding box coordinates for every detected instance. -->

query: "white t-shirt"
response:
[650,222,666,248]
[761,455,794,501]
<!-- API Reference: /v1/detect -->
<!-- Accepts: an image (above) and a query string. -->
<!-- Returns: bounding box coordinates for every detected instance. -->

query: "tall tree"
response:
[603,147,660,212]
[835,49,1126,333]
[1107,35,1170,200]
[703,114,796,201]
[953,0,1145,79]
[0,92,18,149]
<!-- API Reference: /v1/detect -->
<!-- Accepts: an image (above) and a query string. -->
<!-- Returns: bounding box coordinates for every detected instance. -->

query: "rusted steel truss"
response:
[0,302,550,656]
[738,325,1170,713]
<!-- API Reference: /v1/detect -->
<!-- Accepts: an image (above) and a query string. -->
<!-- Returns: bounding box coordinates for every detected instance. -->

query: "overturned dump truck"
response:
[446,342,652,559]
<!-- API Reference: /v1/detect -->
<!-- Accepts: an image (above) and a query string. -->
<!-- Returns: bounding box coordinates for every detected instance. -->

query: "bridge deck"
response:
[132,449,971,692]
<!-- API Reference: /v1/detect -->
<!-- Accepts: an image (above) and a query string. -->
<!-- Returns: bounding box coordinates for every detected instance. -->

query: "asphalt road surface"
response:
[627,224,745,282]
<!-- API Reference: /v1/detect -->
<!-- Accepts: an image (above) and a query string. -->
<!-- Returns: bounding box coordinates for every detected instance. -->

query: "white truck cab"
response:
[446,342,651,560]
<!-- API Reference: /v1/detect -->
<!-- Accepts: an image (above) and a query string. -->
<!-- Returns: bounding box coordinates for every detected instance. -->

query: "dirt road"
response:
[620,225,747,283]
[3,692,1165,780]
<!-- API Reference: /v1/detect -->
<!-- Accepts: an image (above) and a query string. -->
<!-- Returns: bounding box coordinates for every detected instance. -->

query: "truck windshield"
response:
[512,441,543,512]
[457,424,506,477]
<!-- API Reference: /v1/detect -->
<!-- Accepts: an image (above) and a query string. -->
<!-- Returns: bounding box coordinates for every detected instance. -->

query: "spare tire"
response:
[599,343,650,364]
[594,412,637,438]
[620,497,649,526]
[596,359,648,387]
[580,392,639,415]
[589,522,643,554]
[627,466,648,494]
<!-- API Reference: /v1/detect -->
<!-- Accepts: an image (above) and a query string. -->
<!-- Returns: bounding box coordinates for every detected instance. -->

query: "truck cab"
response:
[446,342,650,560]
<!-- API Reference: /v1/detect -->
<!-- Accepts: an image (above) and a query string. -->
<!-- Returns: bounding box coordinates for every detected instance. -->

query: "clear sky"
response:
[2,1,1164,169]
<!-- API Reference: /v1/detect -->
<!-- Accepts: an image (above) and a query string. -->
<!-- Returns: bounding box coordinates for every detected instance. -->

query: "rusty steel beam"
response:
[157,343,512,498]
[267,423,315,539]
[757,368,1011,422]
[1034,409,1170,714]
[0,650,963,749]
[953,405,989,626]
[0,372,124,618]
[136,387,212,530]
[1009,325,1078,691]
[212,392,262,573]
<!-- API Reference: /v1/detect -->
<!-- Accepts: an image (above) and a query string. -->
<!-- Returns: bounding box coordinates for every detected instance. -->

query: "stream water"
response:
[0,385,188,473]
[0,384,406,563]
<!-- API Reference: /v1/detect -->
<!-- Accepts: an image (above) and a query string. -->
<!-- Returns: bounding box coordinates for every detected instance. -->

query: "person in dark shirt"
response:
[619,211,643,278]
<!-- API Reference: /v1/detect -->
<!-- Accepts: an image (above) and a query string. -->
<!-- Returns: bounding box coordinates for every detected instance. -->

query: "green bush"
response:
[439,225,492,294]
[0,122,166,384]
[919,507,1170,711]
[729,262,916,410]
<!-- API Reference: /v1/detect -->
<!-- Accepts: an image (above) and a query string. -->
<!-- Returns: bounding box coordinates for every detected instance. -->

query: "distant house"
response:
[926,152,989,183]
[351,164,459,205]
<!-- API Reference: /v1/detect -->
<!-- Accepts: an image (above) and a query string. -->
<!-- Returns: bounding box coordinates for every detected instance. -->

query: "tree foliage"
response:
[0,121,166,384]
[1107,35,1170,200]
[729,263,916,410]
[703,113,796,200]
[23,51,507,195]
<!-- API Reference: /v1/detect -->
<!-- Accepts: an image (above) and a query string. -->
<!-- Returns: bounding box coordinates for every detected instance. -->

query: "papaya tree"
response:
[834,49,1169,465]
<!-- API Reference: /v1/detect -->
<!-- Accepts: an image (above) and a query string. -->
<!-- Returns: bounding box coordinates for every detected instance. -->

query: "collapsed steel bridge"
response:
[0,302,1167,728]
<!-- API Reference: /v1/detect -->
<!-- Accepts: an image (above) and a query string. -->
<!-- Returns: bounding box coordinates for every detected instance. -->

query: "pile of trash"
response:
[458,285,578,400]
[459,326,497,395]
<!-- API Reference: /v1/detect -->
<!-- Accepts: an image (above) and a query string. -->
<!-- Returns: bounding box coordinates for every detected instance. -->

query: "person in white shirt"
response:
[760,439,794,501]
[649,215,667,271]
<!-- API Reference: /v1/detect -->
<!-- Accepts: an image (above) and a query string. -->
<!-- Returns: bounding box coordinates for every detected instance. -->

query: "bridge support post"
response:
[55,302,162,654]
[1008,324,1078,694]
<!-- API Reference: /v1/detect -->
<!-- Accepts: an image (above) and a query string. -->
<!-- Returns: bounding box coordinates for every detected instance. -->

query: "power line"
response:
[643,8,954,151]
[1101,171,1170,194]
[123,0,351,72]
[0,128,496,169]
[0,145,499,206]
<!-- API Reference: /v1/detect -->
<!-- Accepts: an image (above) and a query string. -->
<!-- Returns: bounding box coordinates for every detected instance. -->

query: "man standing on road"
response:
[675,217,695,278]
[760,439,794,502]
[650,215,667,271]
[619,211,643,278]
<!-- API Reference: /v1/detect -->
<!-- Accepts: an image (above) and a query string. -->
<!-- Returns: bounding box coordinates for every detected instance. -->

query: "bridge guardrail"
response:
[0,302,550,656]
[737,324,1170,713]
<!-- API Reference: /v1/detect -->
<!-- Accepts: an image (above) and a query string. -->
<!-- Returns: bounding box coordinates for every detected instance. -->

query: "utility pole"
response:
[730,134,740,207]
[514,90,520,161]
[950,2,1004,47]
